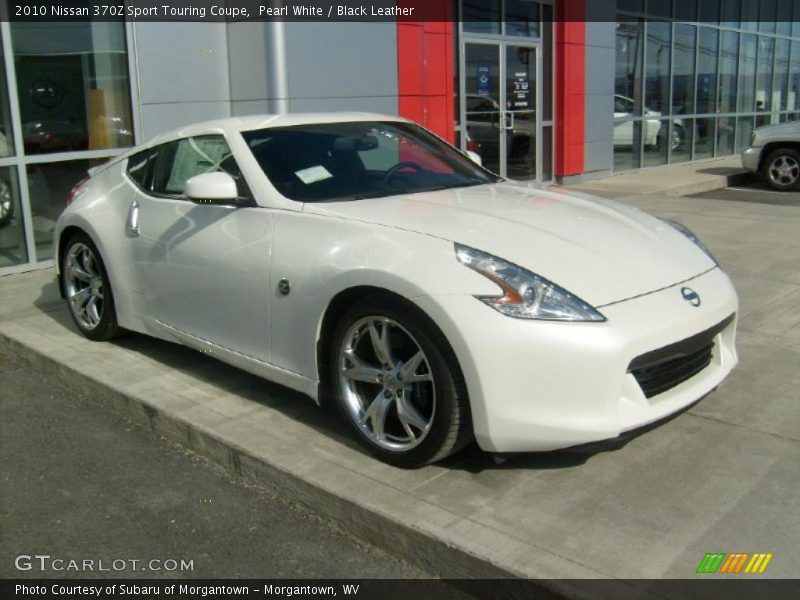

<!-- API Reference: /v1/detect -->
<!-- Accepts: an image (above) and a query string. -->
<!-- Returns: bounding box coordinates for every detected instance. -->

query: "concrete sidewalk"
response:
[1,189,799,597]
[568,157,752,198]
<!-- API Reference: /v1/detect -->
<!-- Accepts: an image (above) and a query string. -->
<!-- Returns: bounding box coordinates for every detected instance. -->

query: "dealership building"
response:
[1,0,799,275]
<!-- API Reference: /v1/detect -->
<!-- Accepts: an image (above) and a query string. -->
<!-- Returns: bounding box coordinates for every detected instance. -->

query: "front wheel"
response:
[329,297,472,468]
[762,147,800,191]
[61,233,122,341]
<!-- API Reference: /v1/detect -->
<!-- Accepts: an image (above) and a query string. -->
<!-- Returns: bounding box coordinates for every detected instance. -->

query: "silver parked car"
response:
[742,121,800,191]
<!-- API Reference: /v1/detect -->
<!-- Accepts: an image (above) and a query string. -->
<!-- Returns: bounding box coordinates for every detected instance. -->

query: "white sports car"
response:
[54,113,738,467]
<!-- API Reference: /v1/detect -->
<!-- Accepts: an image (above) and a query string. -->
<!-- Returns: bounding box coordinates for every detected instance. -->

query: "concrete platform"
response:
[568,157,752,199]
[1,189,799,598]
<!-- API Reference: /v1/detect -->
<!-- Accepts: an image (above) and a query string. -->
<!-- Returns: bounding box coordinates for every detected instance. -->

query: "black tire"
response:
[328,295,472,468]
[761,147,800,191]
[60,232,123,341]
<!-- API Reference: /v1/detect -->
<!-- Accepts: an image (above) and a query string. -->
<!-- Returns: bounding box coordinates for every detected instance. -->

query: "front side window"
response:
[242,121,499,202]
[128,135,250,200]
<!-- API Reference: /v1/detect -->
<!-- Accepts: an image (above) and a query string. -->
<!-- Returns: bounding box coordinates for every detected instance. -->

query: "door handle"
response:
[502,111,515,131]
[126,200,140,237]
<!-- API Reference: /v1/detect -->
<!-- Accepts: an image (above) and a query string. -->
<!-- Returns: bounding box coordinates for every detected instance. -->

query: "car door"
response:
[125,134,273,362]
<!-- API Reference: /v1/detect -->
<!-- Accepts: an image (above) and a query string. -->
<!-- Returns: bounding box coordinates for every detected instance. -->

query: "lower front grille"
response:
[628,314,734,399]
[631,343,714,398]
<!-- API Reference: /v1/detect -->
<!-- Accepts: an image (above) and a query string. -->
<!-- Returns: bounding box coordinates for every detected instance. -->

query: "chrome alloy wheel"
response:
[64,242,105,330]
[337,316,435,452]
[767,154,800,187]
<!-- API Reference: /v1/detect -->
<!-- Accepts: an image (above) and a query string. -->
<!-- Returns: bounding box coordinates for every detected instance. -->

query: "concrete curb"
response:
[664,170,756,197]
[0,328,600,599]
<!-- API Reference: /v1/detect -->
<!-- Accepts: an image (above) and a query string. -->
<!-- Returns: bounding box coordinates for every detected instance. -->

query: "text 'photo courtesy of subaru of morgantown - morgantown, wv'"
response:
[54,113,738,468]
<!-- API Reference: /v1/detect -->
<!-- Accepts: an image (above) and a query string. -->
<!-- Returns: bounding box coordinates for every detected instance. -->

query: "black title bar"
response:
[4,0,800,23]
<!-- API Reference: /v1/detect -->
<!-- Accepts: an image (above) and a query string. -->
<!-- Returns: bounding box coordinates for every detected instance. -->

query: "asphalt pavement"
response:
[0,349,466,588]
[690,177,800,207]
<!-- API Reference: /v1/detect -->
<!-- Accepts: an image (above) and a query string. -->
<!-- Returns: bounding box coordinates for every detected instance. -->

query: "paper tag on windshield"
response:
[295,165,333,185]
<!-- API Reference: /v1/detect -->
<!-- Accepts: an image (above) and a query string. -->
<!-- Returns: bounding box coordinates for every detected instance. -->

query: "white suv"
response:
[742,121,800,191]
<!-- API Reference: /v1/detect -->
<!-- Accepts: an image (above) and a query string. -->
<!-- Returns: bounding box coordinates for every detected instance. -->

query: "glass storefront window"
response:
[10,21,134,156]
[463,0,501,34]
[716,116,736,157]
[674,0,697,21]
[737,34,757,113]
[642,118,668,167]
[614,120,642,171]
[27,159,93,261]
[776,0,793,36]
[721,0,741,28]
[0,38,14,158]
[670,118,693,163]
[696,27,718,114]
[647,0,671,19]
[694,117,714,160]
[774,39,790,112]
[673,24,696,117]
[698,0,720,23]
[789,41,800,111]
[506,0,539,38]
[613,5,800,171]
[759,0,778,33]
[645,21,671,116]
[735,115,754,152]
[755,37,775,113]
[618,0,644,13]
[615,21,643,116]
[0,166,27,268]
[719,31,739,113]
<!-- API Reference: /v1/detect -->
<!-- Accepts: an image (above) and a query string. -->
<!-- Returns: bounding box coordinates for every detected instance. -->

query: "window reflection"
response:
[696,28,718,114]
[612,5,800,170]
[28,160,92,261]
[0,167,27,268]
[10,21,134,156]
[672,24,695,117]
[645,21,671,116]
[463,0,501,34]
[615,21,643,117]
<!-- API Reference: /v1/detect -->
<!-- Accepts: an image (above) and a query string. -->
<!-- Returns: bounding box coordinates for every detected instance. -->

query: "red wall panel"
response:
[396,1,455,143]
[554,0,586,177]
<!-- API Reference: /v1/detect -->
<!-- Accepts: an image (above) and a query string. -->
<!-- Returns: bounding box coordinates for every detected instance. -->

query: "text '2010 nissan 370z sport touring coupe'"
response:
[54,113,738,468]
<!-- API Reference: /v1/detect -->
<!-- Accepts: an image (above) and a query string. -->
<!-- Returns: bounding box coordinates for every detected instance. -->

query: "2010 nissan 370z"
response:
[54,113,738,467]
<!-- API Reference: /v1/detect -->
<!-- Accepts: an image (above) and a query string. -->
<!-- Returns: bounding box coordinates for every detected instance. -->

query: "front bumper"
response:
[414,267,738,453]
[742,147,762,172]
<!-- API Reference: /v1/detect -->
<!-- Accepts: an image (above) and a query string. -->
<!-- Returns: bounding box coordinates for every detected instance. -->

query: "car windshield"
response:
[241,121,500,202]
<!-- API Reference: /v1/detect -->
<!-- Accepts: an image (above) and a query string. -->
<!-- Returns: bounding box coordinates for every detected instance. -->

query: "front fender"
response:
[268,211,497,381]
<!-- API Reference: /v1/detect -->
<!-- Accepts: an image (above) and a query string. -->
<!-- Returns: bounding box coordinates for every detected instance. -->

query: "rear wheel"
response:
[61,233,122,341]
[762,147,800,191]
[329,296,472,468]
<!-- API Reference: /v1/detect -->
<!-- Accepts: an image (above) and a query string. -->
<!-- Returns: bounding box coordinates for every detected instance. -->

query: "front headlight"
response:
[455,244,605,322]
[749,130,757,147]
[661,219,719,266]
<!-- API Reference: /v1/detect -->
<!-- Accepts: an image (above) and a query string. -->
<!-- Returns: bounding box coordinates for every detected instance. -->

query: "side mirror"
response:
[184,172,240,205]
[466,150,483,166]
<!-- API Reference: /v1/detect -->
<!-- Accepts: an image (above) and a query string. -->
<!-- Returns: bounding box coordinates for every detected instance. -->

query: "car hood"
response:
[303,182,716,307]
[754,121,800,140]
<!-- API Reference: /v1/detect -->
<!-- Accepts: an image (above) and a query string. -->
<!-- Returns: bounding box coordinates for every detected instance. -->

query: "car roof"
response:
[89,112,411,177]
[147,112,409,147]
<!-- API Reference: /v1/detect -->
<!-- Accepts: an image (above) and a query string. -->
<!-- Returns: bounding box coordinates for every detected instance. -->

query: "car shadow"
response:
[33,281,638,473]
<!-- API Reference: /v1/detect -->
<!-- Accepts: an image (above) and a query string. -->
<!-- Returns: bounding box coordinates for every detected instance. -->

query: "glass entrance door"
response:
[462,42,538,180]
